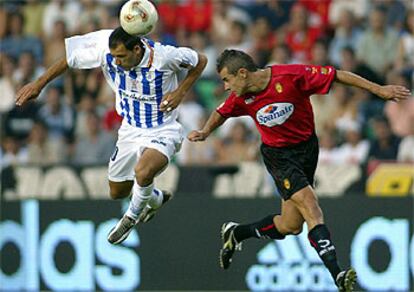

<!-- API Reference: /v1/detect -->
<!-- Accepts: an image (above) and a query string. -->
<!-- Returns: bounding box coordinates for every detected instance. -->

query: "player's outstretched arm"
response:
[335,70,412,102]
[160,53,208,112]
[16,58,69,106]
[188,111,227,142]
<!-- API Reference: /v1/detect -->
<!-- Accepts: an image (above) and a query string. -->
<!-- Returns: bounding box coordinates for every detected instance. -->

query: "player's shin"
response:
[126,182,153,220]
[234,214,285,242]
[308,224,341,280]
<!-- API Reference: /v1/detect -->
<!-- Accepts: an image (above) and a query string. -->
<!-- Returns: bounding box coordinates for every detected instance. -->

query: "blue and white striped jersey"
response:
[65,29,198,129]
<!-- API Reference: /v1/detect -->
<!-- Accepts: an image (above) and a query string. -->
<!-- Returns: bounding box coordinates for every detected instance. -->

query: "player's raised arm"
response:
[187,111,226,142]
[335,69,411,102]
[15,57,68,106]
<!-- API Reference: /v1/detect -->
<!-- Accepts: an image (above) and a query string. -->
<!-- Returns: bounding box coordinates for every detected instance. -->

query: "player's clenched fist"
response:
[187,130,208,142]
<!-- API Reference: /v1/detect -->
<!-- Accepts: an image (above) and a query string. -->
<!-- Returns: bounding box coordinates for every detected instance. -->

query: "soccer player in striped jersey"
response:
[16,27,207,244]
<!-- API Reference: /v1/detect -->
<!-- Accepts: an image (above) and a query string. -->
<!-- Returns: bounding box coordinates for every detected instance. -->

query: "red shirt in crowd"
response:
[217,65,336,147]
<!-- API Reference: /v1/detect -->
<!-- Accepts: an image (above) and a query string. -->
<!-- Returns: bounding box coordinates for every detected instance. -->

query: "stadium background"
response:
[1,0,413,291]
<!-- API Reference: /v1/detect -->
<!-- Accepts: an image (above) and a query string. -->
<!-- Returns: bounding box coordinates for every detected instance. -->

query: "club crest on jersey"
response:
[256,102,294,127]
[284,178,291,189]
[275,82,283,93]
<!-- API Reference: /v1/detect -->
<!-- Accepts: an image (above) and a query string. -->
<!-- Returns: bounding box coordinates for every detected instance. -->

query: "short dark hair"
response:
[109,26,143,51]
[216,49,258,75]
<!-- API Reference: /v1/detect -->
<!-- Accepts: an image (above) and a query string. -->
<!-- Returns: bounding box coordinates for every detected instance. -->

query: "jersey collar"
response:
[135,39,154,68]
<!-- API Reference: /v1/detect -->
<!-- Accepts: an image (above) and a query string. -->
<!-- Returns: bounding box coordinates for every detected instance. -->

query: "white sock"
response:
[126,182,153,220]
[148,188,163,209]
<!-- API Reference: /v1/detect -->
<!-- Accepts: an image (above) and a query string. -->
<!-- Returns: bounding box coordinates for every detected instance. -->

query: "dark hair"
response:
[341,46,355,56]
[216,49,258,75]
[109,26,143,51]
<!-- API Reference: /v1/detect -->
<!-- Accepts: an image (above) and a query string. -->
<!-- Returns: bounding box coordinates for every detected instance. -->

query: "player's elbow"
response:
[197,53,208,71]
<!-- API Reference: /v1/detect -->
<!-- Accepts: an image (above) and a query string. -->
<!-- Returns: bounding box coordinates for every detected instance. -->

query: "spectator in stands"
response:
[13,51,45,92]
[177,89,205,135]
[356,5,399,76]
[339,46,383,85]
[311,85,339,134]
[329,9,362,67]
[0,53,17,114]
[180,0,212,33]
[336,122,369,165]
[378,0,407,31]
[0,136,28,169]
[42,0,81,38]
[309,39,331,66]
[250,17,277,67]
[330,85,360,134]
[318,130,341,165]
[210,1,248,51]
[26,121,65,165]
[216,121,258,165]
[0,11,43,64]
[297,0,331,33]
[285,4,323,63]
[397,118,414,162]
[395,9,414,76]
[178,114,219,165]
[37,86,75,141]
[329,0,369,27]
[188,31,218,79]
[226,20,253,53]
[267,44,293,65]
[384,71,414,137]
[74,93,97,138]
[77,0,109,33]
[3,102,40,142]
[71,111,115,165]
[367,115,401,161]
[247,0,293,31]
[22,0,46,37]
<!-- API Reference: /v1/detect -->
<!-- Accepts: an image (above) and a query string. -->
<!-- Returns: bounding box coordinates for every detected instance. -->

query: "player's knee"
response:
[134,166,155,185]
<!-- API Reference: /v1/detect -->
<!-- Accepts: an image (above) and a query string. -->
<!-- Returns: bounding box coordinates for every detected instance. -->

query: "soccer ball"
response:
[119,0,158,36]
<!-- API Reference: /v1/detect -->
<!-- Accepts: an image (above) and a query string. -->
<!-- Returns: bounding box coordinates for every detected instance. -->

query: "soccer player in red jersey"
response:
[188,50,411,291]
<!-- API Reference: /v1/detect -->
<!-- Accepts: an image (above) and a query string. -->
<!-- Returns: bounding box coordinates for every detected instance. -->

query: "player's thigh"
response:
[135,148,169,177]
[277,199,305,235]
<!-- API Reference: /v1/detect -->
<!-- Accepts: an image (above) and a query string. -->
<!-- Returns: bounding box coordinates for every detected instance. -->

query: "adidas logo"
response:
[245,226,336,291]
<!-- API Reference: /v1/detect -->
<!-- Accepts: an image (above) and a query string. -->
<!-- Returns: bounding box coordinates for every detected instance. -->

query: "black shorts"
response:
[260,134,319,200]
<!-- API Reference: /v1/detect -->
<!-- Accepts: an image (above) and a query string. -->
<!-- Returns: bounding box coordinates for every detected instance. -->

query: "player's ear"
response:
[133,44,141,54]
[238,68,248,79]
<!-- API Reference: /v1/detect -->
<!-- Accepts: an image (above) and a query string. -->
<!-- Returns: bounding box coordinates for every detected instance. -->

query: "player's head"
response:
[109,27,145,70]
[216,49,258,96]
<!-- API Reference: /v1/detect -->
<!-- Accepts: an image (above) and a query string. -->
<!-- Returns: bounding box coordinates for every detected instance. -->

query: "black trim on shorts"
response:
[260,133,319,200]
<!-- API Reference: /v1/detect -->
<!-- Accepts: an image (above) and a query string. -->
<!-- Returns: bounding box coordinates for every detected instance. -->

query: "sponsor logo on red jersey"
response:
[256,102,294,127]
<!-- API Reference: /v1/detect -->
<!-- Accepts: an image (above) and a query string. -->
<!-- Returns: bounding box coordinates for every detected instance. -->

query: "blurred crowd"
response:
[0,0,413,172]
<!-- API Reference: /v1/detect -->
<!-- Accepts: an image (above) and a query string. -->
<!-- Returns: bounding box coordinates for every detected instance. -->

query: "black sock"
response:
[308,224,341,280]
[233,215,285,242]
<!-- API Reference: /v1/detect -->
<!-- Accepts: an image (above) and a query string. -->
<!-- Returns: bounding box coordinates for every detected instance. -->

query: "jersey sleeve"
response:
[295,65,336,95]
[65,30,111,69]
[216,94,245,118]
[159,44,199,71]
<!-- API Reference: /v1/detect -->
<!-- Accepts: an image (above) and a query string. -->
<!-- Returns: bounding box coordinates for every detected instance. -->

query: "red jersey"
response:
[216,64,336,147]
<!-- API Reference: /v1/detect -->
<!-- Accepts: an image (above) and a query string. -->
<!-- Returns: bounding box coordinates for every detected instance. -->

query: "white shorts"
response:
[108,119,184,182]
